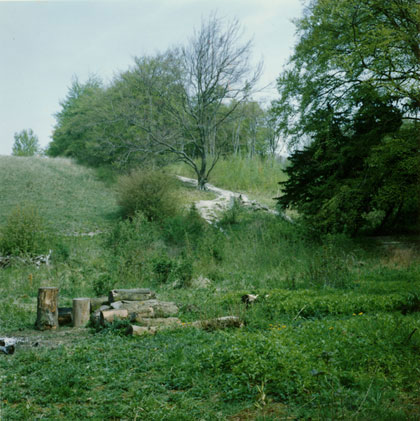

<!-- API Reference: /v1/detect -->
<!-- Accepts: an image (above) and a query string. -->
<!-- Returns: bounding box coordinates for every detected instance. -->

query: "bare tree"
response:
[178,15,262,188]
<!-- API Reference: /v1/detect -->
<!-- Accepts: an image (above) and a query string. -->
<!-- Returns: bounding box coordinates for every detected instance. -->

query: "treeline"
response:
[47,16,279,189]
[48,75,278,165]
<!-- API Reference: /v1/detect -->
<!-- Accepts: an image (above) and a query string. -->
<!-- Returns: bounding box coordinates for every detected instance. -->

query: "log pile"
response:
[91,289,182,336]
[90,288,243,336]
[32,287,242,340]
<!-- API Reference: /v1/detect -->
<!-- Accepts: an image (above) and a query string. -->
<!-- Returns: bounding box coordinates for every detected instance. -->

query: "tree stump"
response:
[72,298,91,327]
[35,287,59,330]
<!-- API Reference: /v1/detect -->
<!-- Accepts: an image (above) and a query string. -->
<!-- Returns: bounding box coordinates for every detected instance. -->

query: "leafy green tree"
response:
[278,93,419,234]
[47,76,105,165]
[273,0,419,143]
[225,102,280,157]
[273,0,420,234]
[12,129,40,156]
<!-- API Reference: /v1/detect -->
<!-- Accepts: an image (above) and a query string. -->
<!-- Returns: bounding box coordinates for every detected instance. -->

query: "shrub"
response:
[0,205,50,256]
[116,169,179,221]
[152,255,193,287]
[152,255,176,283]
[218,197,244,227]
[105,212,163,283]
[163,205,207,247]
[93,273,114,296]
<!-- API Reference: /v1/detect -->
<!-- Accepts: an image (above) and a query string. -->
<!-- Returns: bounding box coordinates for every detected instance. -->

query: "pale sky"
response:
[0,0,303,155]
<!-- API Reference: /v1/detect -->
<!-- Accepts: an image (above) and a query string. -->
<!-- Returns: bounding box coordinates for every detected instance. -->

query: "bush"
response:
[116,169,179,221]
[152,255,193,287]
[105,212,163,283]
[0,205,50,256]
[163,205,207,247]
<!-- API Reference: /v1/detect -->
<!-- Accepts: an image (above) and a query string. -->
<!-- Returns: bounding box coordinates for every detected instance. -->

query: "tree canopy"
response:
[12,129,40,157]
[273,0,420,234]
[274,0,419,143]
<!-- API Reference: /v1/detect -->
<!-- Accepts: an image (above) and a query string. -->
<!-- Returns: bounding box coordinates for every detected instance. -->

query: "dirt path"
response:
[1,327,91,354]
[177,175,291,223]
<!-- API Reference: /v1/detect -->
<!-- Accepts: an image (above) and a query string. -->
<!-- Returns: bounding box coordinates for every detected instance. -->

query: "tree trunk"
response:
[58,307,72,326]
[108,288,155,303]
[72,298,91,327]
[35,287,59,330]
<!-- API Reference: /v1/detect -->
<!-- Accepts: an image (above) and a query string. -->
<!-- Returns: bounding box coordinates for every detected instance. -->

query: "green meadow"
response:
[0,156,419,420]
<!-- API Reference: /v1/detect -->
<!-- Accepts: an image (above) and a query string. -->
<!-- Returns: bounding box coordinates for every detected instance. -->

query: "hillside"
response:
[0,156,118,234]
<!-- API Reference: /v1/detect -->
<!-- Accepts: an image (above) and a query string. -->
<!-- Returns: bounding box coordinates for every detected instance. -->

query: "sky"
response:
[0,0,303,156]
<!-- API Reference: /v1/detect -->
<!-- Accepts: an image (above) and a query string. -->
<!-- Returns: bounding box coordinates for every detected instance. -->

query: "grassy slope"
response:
[0,157,419,420]
[0,156,118,233]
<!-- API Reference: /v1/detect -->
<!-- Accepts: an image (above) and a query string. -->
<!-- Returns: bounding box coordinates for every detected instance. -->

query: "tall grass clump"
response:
[116,169,179,221]
[0,205,50,256]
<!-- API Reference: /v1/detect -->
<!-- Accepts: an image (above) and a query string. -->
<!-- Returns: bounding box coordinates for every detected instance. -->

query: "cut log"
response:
[108,288,155,303]
[112,299,178,317]
[90,296,109,312]
[110,301,154,315]
[35,287,59,330]
[129,307,155,320]
[133,317,181,327]
[72,298,91,327]
[126,325,157,336]
[58,307,72,326]
[91,305,109,324]
[91,305,111,325]
[148,300,179,317]
[192,316,243,330]
[109,301,124,310]
[100,309,129,325]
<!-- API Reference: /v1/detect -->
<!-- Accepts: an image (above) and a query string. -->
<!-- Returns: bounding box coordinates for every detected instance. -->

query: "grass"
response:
[0,156,419,420]
[169,155,287,207]
[0,156,118,234]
